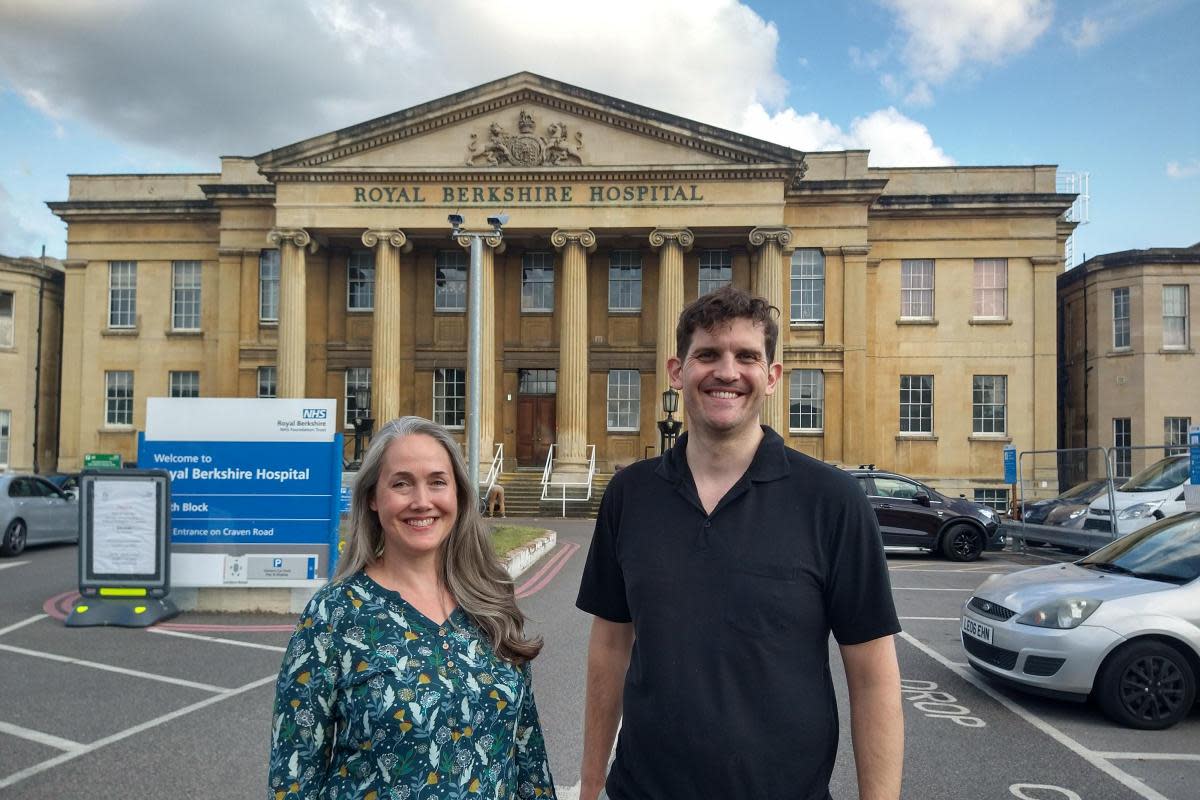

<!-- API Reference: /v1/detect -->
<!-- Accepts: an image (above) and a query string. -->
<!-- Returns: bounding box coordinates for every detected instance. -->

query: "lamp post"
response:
[351,386,374,468]
[657,387,682,454]
[448,213,507,489]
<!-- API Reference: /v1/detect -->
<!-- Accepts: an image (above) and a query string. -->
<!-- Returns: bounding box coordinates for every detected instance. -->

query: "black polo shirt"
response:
[576,427,900,800]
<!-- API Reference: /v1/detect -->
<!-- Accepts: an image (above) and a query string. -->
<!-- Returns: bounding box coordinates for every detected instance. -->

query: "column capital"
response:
[267,227,318,253]
[841,245,871,258]
[748,226,792,249]
[456,233,505,252]
[362,228,412,252]
[649,227,694,252]
[550,229,596,253]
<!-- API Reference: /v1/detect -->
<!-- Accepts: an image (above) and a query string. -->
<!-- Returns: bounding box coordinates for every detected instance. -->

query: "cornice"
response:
[261,164,795,184]
[871,192,1076,218]
[46,199,217,222]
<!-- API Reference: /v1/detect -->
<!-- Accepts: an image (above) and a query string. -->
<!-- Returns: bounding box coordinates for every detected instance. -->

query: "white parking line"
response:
[898,631,1169,800]
[0,614,47,638]
[0,560,30,571]
[0,674,276,791]
[1095,752,1200,763]
[148,627,287,653]
[0,720,83,752]
[0,643,229,693]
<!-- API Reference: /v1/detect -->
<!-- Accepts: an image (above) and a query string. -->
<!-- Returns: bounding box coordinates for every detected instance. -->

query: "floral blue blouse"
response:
[268,572,556,800]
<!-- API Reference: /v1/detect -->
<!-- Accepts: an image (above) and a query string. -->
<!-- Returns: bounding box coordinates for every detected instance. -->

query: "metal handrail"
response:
[542,444,597,517]
[480,443,504,497]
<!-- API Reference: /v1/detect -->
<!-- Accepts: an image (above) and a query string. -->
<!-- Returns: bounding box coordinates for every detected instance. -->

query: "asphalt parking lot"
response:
[1,529,1198,799]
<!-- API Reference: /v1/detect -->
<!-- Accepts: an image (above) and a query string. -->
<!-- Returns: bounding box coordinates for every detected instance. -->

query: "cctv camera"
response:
[447,213,464,228]
[486,213,509,228]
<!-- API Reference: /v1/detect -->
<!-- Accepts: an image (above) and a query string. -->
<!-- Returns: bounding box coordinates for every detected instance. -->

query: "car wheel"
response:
[1096,641,1196,730]
[941,523,983,562]
[1,519,28,557]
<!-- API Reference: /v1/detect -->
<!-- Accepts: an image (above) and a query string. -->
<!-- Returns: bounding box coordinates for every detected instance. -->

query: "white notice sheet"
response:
[92,479,158,575]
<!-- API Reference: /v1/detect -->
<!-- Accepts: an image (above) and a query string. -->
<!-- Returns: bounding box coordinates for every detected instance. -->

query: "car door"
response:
[32,477,75,541]
[870,475,944,547]
[8,478,49,544]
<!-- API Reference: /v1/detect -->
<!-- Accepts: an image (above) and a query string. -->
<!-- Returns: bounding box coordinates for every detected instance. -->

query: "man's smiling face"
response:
[668,317,782,440]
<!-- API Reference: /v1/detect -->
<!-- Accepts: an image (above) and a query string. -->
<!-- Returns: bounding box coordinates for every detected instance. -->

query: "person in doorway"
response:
[576,286,904,800]
[268,416,555,799]
[487,482,507,517]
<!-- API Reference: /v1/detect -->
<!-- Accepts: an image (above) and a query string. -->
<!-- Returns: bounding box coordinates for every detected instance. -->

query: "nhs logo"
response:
[301,408,328,420]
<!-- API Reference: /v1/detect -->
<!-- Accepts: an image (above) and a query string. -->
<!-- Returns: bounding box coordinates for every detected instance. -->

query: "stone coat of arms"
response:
[467,111,583,167]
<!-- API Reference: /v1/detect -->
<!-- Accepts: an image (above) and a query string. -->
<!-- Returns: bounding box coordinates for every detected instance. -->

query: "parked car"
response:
[847,467,1004,562]
[1022,478,1109,526]
[961,511,1200,729]
[0,473,80,556]
[1083,454,1190,536]
[45,472,81,499]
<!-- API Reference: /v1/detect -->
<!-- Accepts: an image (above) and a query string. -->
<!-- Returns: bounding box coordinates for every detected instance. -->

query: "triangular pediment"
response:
[255,73,805,176]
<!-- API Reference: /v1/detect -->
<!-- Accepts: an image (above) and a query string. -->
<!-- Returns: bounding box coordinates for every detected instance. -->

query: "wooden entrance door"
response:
[516,396,556,466]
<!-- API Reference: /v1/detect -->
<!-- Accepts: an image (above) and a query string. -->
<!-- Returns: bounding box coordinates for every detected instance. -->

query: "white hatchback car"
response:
[961,511,1200,729]
[1083,454,1190,536]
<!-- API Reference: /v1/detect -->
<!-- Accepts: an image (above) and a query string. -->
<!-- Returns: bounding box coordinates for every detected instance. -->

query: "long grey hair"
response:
[333,416,542,663]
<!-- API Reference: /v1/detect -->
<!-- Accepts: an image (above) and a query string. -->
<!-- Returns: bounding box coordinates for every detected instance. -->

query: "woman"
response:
[268,417,555,799]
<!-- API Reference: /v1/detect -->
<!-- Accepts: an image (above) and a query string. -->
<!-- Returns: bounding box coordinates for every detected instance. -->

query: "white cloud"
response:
[1063,0,1176,50]
[1166,159,1200,179]
[740,104,954,167]
[873,0,1053,103]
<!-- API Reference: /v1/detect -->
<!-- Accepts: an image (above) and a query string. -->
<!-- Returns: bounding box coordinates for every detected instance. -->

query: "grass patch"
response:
[491,524,547,556]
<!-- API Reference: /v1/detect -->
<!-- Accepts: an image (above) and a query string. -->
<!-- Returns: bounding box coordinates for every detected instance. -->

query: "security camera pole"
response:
[448,213,507,491]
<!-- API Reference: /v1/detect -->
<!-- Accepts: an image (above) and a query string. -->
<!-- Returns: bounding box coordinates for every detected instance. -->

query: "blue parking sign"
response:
[1003,445,1017,484]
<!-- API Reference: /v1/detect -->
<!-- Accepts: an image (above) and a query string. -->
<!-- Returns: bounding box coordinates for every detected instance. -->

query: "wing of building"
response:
[47,72,1076,502]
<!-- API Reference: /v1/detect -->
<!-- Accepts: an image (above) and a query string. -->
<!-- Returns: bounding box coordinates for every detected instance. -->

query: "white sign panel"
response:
[145,398,337,442]
[91,479,158,575]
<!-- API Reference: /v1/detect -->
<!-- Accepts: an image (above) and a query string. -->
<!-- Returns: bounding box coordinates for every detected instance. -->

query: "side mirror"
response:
[912,492,931,507]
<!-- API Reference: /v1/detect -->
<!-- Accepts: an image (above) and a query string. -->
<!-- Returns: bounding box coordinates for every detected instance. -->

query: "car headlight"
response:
[1017,597,1102,629]
[1118,501,1163,520]
[1067,508,1086,519]
[979,506,996,520]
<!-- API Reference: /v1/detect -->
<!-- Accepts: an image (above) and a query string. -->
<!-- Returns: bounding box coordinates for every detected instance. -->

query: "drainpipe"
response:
[32,246,46,474]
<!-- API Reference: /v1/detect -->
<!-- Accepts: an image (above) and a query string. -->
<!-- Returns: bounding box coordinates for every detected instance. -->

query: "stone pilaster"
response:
[649,228,693,407]
[749,227,793,434]
[363,229,410,425]
[550,229,595,470]
[267,228,315,398]
[841,245,870,465]
[458,233,505,474]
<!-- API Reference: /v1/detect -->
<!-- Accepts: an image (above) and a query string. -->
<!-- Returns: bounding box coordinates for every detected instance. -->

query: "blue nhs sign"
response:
[302,408,328,420]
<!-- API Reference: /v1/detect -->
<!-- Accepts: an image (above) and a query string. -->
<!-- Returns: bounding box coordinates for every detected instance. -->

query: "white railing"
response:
[480,443,504,499]
[541,443,597,517]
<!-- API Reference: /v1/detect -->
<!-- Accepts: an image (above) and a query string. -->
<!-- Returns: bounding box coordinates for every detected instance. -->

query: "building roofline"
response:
[1057,245,1200,288]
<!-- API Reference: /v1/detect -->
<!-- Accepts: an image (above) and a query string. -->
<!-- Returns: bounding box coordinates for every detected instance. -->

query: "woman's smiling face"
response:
[370,433,459,562]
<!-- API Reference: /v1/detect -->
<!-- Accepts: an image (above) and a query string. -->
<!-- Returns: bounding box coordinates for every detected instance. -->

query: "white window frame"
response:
[973,258,1008,319]
[972,375,1007,435]
[346,250,375,312]
[105,370,134,426]
[606,370,640,431]
[698,250,732,296]
[435,250,468,312]
[521,252,555,312]
[433,368,466,429]
[1163,285,1189,349]
[899,374,933,434]
[1113,417,1132,480]
[790,249,825,323]
[344,367,371,428]
[171,260,201,331]
[108,261,137,329]
[0,409,10,467]
[168,370,200,398]
[0,290,13,348]
[259,249,280,323]
[1165,416,1191,456]
[789,369,824,432]
[1112,287,1130,349]
[900,259,935,319]
[257,366,277,399]
[973,488,1009,512]
[608,251,642,312]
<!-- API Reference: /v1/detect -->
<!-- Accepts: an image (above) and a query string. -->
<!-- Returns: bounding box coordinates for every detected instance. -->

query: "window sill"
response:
[969,318,1013,326]
[608,309,642,315]
[968,434,1012,443]
[1105,348,1134,358]
[346,309,373,315]
[434,309,466,315]
[1158,347,1194,355]
[895,434,938,442]
[259,320,278,328]
[102,327,139,337]
[100,425,134,433]
[790,321,824,329]
[521,310,554,315]
[788,429,824,437]
[896,318,938,326]
[166,329,203,338]
[607,429,640,435]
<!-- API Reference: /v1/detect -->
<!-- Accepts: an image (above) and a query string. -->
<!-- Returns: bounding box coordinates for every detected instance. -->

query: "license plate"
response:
[962,617,994,644]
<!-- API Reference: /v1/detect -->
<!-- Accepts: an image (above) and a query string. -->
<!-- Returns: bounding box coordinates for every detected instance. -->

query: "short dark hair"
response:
[675,285,780,362]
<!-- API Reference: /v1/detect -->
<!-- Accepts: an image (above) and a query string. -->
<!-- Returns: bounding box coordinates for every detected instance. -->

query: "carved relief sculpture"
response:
[467,111,584,167]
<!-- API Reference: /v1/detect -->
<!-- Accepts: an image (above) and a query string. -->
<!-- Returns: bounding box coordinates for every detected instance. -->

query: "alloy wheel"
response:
[1118,654,1188,723]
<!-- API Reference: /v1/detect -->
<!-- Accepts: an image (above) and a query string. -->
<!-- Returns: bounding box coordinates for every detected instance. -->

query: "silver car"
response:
[0,473,80,556]
[961,511,1200,729]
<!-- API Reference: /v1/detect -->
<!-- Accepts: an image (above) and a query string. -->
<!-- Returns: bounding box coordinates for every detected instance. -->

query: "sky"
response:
[0,0,1196,264]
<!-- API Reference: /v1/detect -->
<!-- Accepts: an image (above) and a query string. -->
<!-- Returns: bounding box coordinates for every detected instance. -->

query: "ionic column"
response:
[267,228,315,398]
[458,233,504,475]
[550,229,595,471]
[749,227,792,433]
[363,229,410,424]
[649,228,693,405]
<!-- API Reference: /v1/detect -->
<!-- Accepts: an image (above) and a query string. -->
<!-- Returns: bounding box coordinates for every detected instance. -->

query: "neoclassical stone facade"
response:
[49,73,1074,500]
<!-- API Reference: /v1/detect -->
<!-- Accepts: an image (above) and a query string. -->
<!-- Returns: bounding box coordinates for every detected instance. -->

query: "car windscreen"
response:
[1080,514,1200,584]
[1118,457,1189,492]
[1060,479,1108,501]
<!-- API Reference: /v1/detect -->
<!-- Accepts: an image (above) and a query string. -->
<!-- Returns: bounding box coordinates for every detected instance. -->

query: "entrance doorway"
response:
[516,369,556,466]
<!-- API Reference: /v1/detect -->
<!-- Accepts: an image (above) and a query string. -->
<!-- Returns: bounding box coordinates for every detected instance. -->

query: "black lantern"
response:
[656,387,682,454]
[350,387,375,468]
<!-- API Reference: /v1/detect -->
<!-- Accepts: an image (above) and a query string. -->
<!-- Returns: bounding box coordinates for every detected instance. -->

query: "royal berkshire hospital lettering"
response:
[351,184,705,205]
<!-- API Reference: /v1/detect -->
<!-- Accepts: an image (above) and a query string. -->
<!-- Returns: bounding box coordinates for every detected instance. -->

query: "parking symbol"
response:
[273,558,283,568]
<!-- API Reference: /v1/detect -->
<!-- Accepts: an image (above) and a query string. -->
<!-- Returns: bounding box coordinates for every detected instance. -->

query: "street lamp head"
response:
[662,387,679,414]
[355,386,371,413]
[447,213,464,235]
[486,213,509,230]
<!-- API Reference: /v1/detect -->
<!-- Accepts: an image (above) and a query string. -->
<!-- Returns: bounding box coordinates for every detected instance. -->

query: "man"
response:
[576,286,903,800]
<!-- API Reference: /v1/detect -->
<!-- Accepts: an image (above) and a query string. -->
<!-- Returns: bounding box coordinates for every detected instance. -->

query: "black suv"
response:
[846,466,1004,561]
